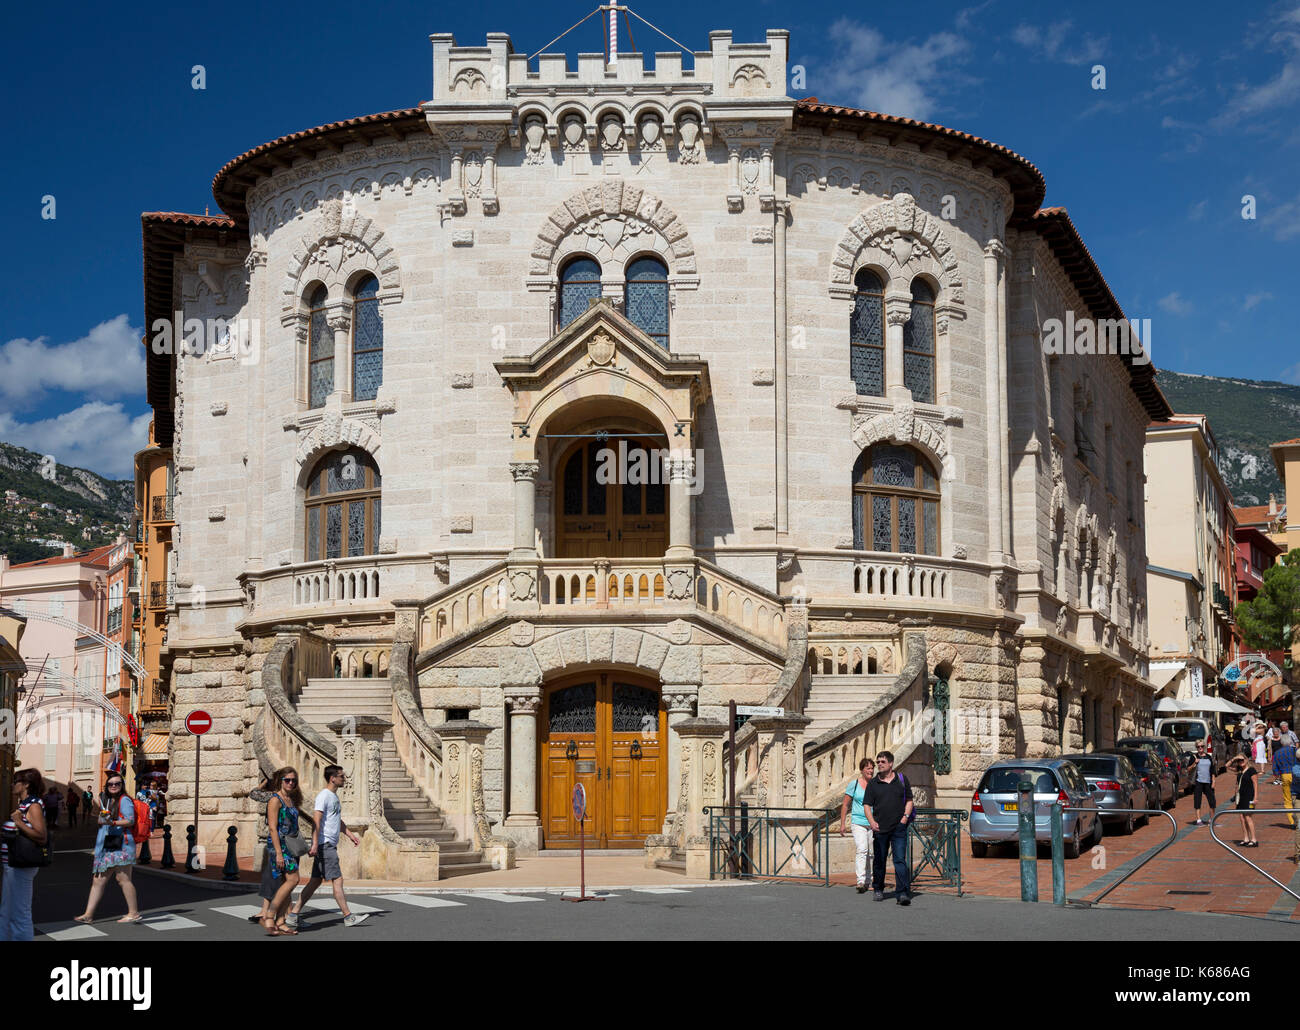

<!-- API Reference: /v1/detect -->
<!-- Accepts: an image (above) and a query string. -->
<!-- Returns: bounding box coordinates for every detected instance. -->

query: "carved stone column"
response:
[666,455,695,561]
[509,461,540,560]
[328,715,388,829]
[747,713,812,809]
[661,688,698,830]
[672,718,728,878]
[885,299,911,400]
[437,719,494,845]
[984,238,1007,564]
[326,309,351,402]
[502,688,542,852]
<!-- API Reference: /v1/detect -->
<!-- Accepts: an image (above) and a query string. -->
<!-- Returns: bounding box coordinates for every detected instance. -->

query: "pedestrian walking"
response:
[1252,726,1268,775]
[66,781,80,827]
[1191,743,1217,825]
[1271,738,1297,828]
[1280,722,1299,749]
[286,764,367,928]
[1228,755,1258,847]
[1,769,49,941]
[42,787,60,829]
[1268,722,1282,781]
[262,767,313,936]
[838,758,875,894]
[863,750,915,906]
[244,773,281,925]
[74,772,141,924]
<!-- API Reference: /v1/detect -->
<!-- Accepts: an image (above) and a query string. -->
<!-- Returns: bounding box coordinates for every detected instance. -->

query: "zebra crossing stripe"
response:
[140,912,205,931]
[371,894,467,909]
[39,922,107,941]
[631,887,691,894]
[211,904,265,920]
[452,891,543,903]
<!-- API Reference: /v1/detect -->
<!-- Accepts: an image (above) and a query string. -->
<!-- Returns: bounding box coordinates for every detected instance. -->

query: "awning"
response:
[1149,662,1186,692]
[140,733,170,758]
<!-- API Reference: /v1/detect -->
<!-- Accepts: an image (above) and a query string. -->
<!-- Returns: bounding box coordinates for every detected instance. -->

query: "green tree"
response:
[1235,549,1300,666]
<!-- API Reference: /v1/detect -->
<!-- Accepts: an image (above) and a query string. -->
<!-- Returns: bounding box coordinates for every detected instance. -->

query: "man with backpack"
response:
[1271,738,1298,828]
[863,750,915,906]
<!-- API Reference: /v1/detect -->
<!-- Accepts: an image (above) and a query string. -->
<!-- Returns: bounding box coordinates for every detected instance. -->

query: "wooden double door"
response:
[540,673,667,848]
[555,439,668,558]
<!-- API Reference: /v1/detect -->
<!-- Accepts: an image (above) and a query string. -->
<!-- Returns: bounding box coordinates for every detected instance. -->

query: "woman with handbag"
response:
[264,767,312,936]
[74,772,142,924]
[1,768,49,941]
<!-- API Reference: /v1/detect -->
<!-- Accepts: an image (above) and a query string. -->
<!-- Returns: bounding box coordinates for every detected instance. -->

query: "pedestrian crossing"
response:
[35,886,706,938]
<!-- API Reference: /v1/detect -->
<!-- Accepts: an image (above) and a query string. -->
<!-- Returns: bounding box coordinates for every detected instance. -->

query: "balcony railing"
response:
[106,607,123,635]
[148,579,176,609]
[150,493,175,523]
[141,677,168,713]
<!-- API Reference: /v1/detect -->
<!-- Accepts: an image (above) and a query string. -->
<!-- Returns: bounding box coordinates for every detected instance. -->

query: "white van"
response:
[1155,717,1226,770]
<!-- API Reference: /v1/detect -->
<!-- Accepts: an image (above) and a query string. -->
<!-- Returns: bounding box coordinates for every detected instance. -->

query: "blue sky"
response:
[1,0,1297,478]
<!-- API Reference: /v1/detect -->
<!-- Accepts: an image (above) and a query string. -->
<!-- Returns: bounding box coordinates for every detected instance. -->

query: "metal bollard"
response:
[1017,779,1037,902]
[138,827,152,866]
[185,824,198,873]
[160,823,175,868]
[222,825,240,881]
[1050,802,1065,906]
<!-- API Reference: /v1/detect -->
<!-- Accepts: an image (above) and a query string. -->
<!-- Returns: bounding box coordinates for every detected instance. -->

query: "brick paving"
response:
[833,769,1300,920]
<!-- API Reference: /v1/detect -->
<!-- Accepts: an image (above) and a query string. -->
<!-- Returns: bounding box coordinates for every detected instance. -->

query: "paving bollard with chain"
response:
[1017,779,1037,902]
[222,825,240,881]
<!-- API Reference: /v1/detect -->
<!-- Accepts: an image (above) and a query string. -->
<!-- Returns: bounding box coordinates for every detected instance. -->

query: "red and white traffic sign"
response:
[185,710,212,735]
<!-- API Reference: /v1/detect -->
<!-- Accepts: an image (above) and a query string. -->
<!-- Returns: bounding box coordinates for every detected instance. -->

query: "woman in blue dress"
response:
[263,767,311,936]
[74,772,141,924]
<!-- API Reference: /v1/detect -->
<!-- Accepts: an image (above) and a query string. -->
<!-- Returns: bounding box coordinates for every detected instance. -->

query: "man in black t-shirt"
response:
[863,750,915,905]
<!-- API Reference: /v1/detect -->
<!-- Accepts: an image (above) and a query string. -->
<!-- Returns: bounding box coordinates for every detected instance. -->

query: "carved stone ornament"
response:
[667,618,692,644]
[523,115,547,165]
[510,620,536,647]
[509,570,537,601]
[587,330,616,366]
[664,568,694,600]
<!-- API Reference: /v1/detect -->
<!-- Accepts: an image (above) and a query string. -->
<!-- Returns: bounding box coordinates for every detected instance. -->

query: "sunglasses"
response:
[282,778,297,784]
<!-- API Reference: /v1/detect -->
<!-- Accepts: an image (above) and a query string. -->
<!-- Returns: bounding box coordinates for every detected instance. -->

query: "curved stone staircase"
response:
[292,677,492,876]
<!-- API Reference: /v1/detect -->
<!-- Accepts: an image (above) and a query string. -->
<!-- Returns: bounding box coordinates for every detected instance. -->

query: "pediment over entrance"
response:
[494,300,711,458]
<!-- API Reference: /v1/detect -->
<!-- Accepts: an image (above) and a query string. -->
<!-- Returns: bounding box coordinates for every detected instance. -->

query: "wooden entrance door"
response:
[540,673,666,848]
[555,439,668,559]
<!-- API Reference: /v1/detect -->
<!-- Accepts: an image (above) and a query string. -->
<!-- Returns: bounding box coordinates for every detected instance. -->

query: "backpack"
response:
[131,797,153,841]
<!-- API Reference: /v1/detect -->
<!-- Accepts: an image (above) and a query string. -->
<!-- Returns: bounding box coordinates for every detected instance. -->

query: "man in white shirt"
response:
[286,765,367,928]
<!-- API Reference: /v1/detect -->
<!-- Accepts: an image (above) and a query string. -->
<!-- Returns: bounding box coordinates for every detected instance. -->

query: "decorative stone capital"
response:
[886,307,911,327]
[664,691,698,716]
[984,238,1007,260]
[509,461,540,482]
[504,693,542,716]
[326,312,351,334]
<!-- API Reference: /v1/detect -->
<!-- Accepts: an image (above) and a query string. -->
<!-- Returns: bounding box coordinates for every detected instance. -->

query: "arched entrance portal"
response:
[554,436,668,558]
[539,672,667,848]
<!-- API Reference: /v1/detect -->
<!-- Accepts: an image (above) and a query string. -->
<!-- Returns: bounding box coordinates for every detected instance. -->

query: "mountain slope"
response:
[1155,371,1300,508]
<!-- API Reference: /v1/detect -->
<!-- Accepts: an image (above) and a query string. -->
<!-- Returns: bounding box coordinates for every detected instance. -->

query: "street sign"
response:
[736,706,785,718]
[185,710,212,735]
[571,783,587,823]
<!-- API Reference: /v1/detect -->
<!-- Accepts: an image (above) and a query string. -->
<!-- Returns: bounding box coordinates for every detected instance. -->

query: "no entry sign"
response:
[185,710,212,735]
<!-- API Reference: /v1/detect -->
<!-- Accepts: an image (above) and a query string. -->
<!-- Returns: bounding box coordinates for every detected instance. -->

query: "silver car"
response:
[1061,752,1149,835]
[969,759,1102,859]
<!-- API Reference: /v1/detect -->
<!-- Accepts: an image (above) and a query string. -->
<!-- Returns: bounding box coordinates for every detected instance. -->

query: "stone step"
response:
[437,861,496,878]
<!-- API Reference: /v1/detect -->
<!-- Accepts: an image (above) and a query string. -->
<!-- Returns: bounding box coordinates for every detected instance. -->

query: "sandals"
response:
[1244,841,1259,847]
[260,917,283,936]
[72,915,94,925]
[117,915,143,924]
[274,921,299,935]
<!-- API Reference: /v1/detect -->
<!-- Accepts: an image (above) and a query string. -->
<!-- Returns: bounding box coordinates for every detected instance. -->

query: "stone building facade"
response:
[140,25,1170,875]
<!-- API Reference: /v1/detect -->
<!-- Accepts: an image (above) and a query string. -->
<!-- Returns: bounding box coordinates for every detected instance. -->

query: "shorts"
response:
[310,842,341,881]
[1193,782,1216,809]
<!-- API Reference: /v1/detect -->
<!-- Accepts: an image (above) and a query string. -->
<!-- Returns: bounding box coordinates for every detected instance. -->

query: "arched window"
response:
[351,275,382,402]
[852,444,940,555]
[558,257,602,330]
[625,256,669,347]
[307,284,331,409]
[903,278,935,404]
[304,448,381,561]
[850,268,884,396]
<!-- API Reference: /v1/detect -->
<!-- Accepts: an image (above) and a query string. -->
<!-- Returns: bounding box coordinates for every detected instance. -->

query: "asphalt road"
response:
[21,846,1300,941]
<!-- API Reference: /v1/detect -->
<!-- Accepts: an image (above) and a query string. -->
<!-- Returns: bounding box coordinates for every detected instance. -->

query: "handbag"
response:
[283,832,309,858]
[3,816,53,868]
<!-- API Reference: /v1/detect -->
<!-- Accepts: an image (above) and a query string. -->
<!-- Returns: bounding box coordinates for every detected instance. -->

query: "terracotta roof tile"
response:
[1272,438,1300,447]
[7,543,116,570]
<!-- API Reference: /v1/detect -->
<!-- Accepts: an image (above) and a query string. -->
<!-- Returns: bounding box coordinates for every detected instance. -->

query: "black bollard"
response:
[138,827,152,865]
[184,824,198,873]
[222,825,240,881]
[160,823,175,868]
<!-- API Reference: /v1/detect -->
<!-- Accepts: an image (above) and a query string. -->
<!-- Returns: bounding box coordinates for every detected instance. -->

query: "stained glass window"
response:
[307,284,332,409]
[303,448,381,562]
[612,682,659,732]
[559,257,602,330]
[903,279,935,404]
[850,268,885,396]
[852,444,941,555]
[351,276,383,402]
[625,257,669,347]
[549,683,597,734]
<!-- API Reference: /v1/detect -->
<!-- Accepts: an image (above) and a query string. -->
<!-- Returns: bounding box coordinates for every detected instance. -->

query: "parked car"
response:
[969,759,1102,859]
[1155,717,1228,771]
[1105,746,1176,808]
[1117,736,1187,795]
[1061,752,1149,834]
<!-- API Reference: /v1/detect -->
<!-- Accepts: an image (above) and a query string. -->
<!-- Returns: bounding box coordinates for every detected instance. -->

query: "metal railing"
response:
[706,806,832,885]
[1053,805,1178,907]
[148,579,176,609]
[150,493,175,523]
[906,808,968,895]
[1208,808,1300,903]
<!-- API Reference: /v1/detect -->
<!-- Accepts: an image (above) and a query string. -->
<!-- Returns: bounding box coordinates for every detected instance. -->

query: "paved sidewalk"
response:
[833,768,1300,919]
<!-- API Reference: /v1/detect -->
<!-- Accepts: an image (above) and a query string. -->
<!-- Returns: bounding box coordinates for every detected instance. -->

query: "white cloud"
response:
[823,21,970,121]
[0,403,150,480]
[1260,195,1300,240]
[1243,291,1274,310]
[1211,6,1300,128]
[0,315,143,406]
[1188,199,1208,221]
[1158,291,1194,316]
[1011,21,1107,66]
[1282,360,1300,385]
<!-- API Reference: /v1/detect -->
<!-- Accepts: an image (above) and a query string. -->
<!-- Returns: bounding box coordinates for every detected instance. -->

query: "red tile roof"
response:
[7,543,115,570]
[1272,438,1300,447]
[1234,505,1278,525]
